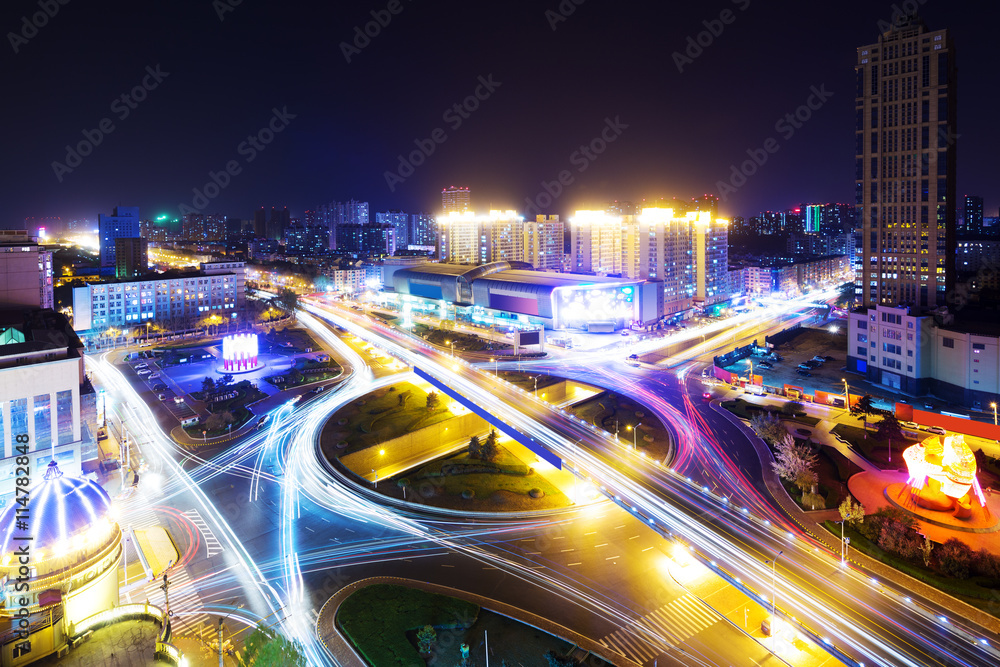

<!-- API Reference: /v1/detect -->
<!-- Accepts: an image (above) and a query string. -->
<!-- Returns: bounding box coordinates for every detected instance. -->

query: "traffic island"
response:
[321,579,620,667]
[132,526,179,579]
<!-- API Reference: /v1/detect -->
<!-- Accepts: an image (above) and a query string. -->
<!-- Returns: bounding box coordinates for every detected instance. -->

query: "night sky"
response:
[4,0,998,225]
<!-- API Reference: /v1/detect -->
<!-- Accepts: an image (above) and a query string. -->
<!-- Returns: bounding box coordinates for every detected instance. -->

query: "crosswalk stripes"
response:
[183,508,225,557]
[600,594,720,664]
[144,568,209,636]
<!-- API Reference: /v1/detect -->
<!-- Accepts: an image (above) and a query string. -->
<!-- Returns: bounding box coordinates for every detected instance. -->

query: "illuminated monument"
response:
[221,333,262,372]
[901,434,987,519]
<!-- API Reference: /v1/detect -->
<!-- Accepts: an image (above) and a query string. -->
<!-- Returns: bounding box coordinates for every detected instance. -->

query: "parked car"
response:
[137,369,150,376]
[900,421,919,430]
[924,425,946,435]
[158,393,167,400]
[824,355,835,361]
[757,361,772,369]
[148,372,160,379]
[811,356,826,363]
[153,383,167,392]
[796,369,812,377]
[797,364,812,370]
[805,360,822,368]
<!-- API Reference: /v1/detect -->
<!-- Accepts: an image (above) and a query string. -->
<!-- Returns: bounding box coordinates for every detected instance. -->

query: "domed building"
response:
[0,461,122,665]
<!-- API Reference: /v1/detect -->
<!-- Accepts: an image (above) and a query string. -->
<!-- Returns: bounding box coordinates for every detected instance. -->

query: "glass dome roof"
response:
[0,461,114,556]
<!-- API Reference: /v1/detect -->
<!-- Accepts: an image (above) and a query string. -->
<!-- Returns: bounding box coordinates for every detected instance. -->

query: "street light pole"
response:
[765,550,783,644]
[633,422,642,450]
[991,402,998,426]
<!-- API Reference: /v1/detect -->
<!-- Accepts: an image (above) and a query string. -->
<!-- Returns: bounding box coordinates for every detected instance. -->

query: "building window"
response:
[858,334,868,343]
[907,365,913,372]
[34,394,52,451]
[857,346,866,356]
[973,343,985,350]
[57,390,74,445]
[942,337,954,348]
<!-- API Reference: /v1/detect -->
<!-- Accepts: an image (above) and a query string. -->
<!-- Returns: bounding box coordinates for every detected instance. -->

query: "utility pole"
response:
[160,573,171,615]
[218,617,225,667]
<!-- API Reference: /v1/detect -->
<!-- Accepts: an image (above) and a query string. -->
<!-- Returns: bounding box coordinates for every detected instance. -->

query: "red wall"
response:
[896,402,1000,440]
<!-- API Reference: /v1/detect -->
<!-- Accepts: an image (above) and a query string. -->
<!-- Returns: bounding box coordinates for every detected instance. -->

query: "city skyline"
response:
[4,1,1000,224]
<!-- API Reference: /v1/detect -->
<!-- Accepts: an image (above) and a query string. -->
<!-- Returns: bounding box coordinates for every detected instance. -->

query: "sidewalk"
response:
[710,388,1000,635]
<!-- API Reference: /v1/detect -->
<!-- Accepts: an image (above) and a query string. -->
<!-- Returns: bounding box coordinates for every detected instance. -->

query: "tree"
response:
[480,429,499,463]
[204,410,235,432]
[219,373,235,386]
[279,288,299,312]
[201,376,216,394]
[544,651,577,667]
[772,434,818,492]
[782,400,804,416]
[416,625,437,653]
[838,496,865,526]
[876,414,905,462]
[239,623,306,667]
[750,412,786,445]
[850,395,877,437]
[425,391,440,412]
[468,435,482,459]
[922,536,934,567]
[937,538,974,579]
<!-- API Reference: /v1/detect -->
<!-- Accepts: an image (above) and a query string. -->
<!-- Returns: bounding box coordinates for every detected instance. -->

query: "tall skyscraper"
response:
[253,207,267,237]
[691,194,720,219]
[98,206,140,269]
[441,186,471,213]
[962,195,984,235]
[524,215,565,271]
[855,16,956,309]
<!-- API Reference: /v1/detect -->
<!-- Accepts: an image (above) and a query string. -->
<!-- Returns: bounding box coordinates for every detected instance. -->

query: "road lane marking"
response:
[642,546,654,552]
[605,556,619,560]
[560,549,574,552]
[584,531,597,535]
[567,562,581,566]
[595,543,608,548]
[629,535,640,539]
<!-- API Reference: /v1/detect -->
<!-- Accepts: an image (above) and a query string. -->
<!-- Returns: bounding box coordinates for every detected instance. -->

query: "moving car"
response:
[256,415,269,429]
[158,393,167,400]
[702,392,713,400]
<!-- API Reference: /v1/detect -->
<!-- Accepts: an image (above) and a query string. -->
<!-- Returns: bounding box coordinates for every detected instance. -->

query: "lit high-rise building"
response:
[438,211,523,265]
[568,211,625,275]
[114,237,148,279]
[636,209,693,313]
[855,16,956,309]
[524,215,565,271]
[691,194,720,219]
[441,186,471,214]
[692,212,729,306]
[962,195,984,235]
[376,211,410,248]
[408,213,436,248]
[181,213,226,243]
[98,206,140,269]
[0,230,53,309]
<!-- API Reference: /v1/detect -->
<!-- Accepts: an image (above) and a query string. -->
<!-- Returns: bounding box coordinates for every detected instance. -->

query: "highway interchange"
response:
[84,292,1000,667]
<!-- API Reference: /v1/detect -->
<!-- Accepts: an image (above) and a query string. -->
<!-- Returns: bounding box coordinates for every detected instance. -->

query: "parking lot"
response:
[723,326,851,397]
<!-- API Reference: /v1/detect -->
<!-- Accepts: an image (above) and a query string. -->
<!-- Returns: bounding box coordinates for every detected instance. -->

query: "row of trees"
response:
[750,413,818,494]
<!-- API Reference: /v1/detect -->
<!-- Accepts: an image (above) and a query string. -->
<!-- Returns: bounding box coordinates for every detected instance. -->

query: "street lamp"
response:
[533,376,538,398]
[842,378,850,410]
[490,357,497,376]
[991,402,998,426]
[627,423,642,450]
[764,550,783,643]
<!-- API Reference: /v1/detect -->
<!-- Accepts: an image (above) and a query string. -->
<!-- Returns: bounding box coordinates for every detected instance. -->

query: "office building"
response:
[0,230,53,309]
[787,232,855,257]
[71,262,245,331]
[253,207,267,237]
[114,237,148,279]
[265,207,290,241]
[437,211,524,265]
[524,215,565,271]
[634,209,693,314]
[441,186,471,214]
[855,17,956,309]
[249,238,280,260]
[98,206,140,270]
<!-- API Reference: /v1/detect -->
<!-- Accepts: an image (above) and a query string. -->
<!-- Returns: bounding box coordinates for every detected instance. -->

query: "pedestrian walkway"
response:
[599,594,719,664]
[145,568,211,639]
[183,508,225,557]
